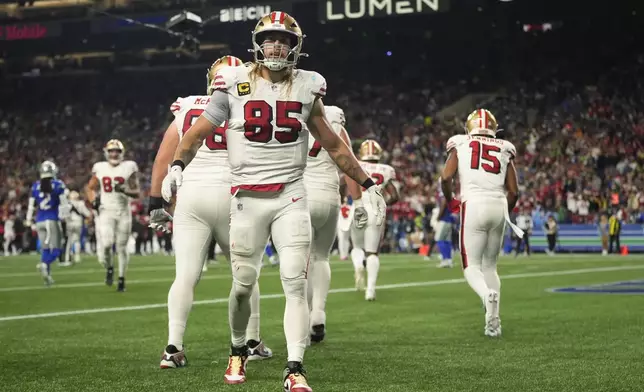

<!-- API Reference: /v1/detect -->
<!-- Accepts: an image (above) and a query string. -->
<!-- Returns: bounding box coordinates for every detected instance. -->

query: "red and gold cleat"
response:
[224,354,248,384]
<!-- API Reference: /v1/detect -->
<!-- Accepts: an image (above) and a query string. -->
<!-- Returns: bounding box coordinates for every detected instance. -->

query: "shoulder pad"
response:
[446,135,463,152]
[299,70,326,98]
[505,141,517,158]
[212,66,240,93]
[325,105,345,126]
[170,97,184,115]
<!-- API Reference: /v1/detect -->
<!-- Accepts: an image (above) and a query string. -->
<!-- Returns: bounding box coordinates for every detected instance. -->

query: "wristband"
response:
[171,160,185,171]
[361,178,375,189]
[148,196,165,213]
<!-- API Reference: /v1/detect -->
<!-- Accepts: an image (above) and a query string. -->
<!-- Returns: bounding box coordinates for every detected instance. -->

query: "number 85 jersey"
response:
[446,134,516,202]
[212,64,327,189]
[170,95,229,185]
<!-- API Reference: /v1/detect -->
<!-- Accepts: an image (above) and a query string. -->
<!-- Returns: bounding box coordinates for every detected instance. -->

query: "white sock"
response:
[282,277,308,363]
[229,282,252,347]
[351,248,365,272]
[245,282,261,342]
[482,266,501,315]
[310,259,331,327]
[365,254,379,293]
[463,266,490,304]
[167,282,195,351]
[103,246,113,268]
[39,262,49,278]
[117,248,129,278]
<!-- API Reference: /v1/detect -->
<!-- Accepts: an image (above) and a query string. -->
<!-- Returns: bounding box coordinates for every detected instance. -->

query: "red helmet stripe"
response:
[227,56,232,66]
[270,12,277,23]
[279,11,286,23]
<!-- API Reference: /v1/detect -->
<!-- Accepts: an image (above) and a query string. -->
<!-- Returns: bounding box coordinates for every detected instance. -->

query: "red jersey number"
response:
[469,140,501,174]
[182,108,226,150]
[243,100,303,144]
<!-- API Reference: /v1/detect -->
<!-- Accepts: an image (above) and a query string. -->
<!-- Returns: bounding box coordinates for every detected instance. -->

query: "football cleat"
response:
[117,277,126,292]
[283,361,312,392]
[247,339,273,361]
[310,324,325,343]
[365,289,376,302]
[224,346,248,384]
[105,267,114,286]
[160,345,187,369]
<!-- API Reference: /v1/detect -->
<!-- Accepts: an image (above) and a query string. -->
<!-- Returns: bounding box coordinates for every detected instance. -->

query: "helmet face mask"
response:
[40,160,58,179]
[251,11,305,72]
[103,139,125,165]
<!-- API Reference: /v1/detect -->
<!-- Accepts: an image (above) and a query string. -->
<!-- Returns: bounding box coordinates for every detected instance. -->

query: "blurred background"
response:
[1,0,643,257]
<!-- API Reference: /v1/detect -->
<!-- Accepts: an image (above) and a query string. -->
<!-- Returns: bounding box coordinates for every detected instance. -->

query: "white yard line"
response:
[1,264,642,322]
[0,264,426,292]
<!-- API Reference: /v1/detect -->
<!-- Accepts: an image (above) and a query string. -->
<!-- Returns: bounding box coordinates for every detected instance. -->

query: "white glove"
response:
[353,198,368,229]
[161,165,183,202]
[149,208,173,233]
[366,185,386,226]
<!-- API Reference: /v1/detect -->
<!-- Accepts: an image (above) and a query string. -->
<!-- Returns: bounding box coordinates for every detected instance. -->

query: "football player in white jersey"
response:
[350,140,400,301]
[147,55,273,369]
[87,139,140,292]
[304,105,364,344]
[439,109,524,337]
[161,11,385,391]
[64,191,92,264]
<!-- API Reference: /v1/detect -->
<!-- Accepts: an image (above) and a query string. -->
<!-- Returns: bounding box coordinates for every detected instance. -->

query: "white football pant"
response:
[306,192,340,329]
[228,179,310,363]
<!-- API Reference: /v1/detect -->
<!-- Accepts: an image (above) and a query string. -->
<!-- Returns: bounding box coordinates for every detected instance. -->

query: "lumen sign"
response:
[321,0,448,21]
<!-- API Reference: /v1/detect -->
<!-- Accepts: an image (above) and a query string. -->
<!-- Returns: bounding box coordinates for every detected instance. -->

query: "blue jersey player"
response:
[435,186,457,268]
[25,161,70,286]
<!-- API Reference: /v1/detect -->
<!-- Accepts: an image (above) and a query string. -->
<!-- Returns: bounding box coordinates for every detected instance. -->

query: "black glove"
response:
[114,183,126,193]
[92,197,100,210]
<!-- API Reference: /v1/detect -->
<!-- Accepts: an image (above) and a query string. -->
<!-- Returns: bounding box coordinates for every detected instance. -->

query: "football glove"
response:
[162,165,183,202]
[149,208,173,233]
[353,199,368,229]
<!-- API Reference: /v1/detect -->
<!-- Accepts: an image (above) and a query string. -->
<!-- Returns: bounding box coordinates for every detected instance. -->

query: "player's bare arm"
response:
[86,175,99,204]
[308,99,370,185]
[338,125,363,200]
[122,172,141,199]
[383,181,400,205]
[440,149,458,201]
[173,116,215,166]
[151,122,180,198]
[505,159,519,213]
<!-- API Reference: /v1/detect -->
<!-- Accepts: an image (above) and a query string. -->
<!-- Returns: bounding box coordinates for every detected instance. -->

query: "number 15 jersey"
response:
[446,134,516,202]
[211,65,327,190]
[171,95,229,185]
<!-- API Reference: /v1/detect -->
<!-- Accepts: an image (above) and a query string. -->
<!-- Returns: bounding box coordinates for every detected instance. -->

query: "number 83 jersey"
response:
[170,95,229,185]
[446,134,516,202]
[213,64,327,189]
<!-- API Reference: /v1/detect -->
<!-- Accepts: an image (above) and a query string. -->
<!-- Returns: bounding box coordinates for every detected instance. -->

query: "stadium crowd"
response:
[1,51,644,254]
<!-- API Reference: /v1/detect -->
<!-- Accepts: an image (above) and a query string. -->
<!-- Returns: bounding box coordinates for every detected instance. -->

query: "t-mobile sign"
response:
[0,22,61,40]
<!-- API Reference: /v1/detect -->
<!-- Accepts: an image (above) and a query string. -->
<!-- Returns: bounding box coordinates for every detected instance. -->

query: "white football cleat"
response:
[365,288,376,301]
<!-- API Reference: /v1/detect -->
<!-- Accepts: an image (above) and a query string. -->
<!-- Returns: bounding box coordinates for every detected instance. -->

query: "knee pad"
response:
[231,264,258,298]
[278,247,309,281]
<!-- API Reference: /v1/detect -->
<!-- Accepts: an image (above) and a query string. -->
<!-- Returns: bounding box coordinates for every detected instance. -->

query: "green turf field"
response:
[1,253,643,392]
